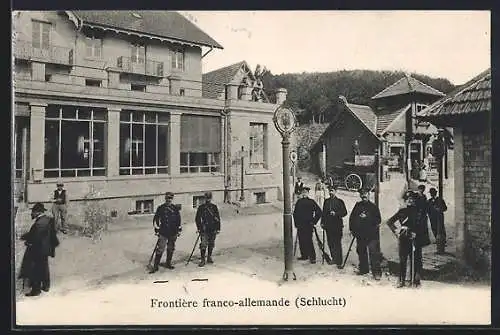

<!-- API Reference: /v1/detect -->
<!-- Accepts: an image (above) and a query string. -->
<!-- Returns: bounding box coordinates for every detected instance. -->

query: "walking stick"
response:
[322,227,326,265]
[186,233,201,266]
[340,236,356,269]
[410,237,415,287]
[146,237,160,271]
[293,231,298,257]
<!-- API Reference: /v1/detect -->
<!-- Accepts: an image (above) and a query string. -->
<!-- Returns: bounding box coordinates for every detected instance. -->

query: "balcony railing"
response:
[14,40,73,66]
[116,56,164,77]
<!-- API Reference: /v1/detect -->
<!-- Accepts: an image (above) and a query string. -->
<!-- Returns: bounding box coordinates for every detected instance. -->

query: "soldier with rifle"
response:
[293,186,323,264]
[195,192,221,267]
[320,185,348,268]
[349,188,382,280]
[149,192,182,273]
[386,191,431,287]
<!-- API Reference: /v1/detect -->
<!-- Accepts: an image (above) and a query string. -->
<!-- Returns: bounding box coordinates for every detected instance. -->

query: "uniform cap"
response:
[204,191,213,199]
[165,192,174,199]
[302,186,311,191]
[56,180,64,186]
[328,185,337,191]
[30,202,47,212]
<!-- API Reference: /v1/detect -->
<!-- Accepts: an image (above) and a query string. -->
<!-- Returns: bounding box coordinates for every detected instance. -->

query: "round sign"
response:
[290,151,298,163]
[273,106,297,135]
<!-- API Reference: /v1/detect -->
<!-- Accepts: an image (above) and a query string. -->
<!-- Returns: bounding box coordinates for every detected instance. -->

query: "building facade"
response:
[419,69,491,276]
[13,11,286,220]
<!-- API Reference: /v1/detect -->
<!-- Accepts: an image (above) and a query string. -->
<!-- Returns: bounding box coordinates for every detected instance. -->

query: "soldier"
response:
[149,192,182,273]
[18,203,59,296]
[52,181,69,234]
[386,191,431,287]
[294,177,304,197]
[320,185,348,268]
[349,189,382,280]
[196,192,221,267]
[293,186,322,264]
[427,187,448,251]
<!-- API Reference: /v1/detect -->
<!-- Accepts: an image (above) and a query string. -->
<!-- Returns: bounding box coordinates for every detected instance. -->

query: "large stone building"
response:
[13,11,286,220]
[418,69,491,276]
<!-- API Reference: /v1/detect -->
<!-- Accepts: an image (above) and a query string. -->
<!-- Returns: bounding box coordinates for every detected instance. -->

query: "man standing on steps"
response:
[149,192,182,273]
[293,186,322,264]
[320,185,348,268]
[349,188,382,280]
[52,181,69,234]
[196,192,221,267]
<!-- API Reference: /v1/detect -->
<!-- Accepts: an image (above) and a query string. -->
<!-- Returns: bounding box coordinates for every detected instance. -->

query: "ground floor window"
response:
[119,110,169,175]
[180,114,221,174]
[44,105,106,178]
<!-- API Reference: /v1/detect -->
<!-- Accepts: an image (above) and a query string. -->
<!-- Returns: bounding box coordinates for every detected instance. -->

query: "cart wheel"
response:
[345,173,363,191]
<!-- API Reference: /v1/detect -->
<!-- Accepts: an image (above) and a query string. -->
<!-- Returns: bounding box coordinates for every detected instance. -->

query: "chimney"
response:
[276,88,287,105]
[225,82,239,100]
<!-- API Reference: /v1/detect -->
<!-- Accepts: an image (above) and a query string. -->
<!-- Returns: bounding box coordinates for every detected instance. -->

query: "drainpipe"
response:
[221,108,230,202]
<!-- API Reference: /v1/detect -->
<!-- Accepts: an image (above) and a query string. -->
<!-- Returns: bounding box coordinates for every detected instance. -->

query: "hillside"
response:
[262,69,456,125]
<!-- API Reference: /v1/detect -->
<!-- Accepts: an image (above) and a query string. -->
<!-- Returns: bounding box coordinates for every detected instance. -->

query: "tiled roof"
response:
[372,74,445,100]
[201,61,247,99]
[377,104,410,134]
[346,103,378,137]
[418,68,491,119]
[297,123,330,150]
[71,11,223,49]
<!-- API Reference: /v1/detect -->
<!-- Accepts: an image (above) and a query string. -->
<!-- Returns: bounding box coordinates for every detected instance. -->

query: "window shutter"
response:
[95,39,102,58]
[171,51,176,69]
[178,51,184,70]
[41,23,50,49]
[181,115,221,153]
[32,21,40,48]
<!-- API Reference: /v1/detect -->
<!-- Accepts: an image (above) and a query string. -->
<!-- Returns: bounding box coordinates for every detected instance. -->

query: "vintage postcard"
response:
[12,10,491,327]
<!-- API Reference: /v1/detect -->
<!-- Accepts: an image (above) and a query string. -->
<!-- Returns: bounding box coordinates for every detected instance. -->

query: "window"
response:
[192,195,205,208]
[119,111,169,175]
[249,123,267,169]
[129,199,154,215]
[171,49,184,70]
[85,36,102,58]
[179,88,185,96]
[32,20,50,49]
[254,192,266,204]
[416,103,428,113]
[131,44,145,64]
[131,83,146,92]
[45,74,52,82]
[180,115,221,173]
[44,106,106,178]
[85,79,102,87]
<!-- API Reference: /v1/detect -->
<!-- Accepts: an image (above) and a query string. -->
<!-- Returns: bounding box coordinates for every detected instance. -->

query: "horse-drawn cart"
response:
[327,155,377,192]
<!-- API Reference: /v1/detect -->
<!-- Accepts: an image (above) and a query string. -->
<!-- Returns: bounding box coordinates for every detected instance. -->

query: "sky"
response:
[181,11,490,85]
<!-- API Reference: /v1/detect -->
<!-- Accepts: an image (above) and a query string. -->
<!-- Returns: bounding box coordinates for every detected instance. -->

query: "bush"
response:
[82,185,112,242]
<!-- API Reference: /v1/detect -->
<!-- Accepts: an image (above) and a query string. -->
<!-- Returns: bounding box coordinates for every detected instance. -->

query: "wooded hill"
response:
[262,69,456,125]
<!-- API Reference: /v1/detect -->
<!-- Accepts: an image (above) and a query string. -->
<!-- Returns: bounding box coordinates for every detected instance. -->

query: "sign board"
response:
[289,151,298,163]
[354,155,375,167]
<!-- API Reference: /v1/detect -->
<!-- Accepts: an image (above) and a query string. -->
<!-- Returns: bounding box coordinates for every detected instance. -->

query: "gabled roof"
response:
[418,68,491,119]
[372,74,445,100]
[345,102,378,137]
[71,11,223,49]
[202,61,254,99]
[377,104,411,134]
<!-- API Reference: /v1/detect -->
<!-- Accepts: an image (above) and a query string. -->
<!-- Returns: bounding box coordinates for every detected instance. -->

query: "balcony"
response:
[116,56,164,78]
[14,40,73,66]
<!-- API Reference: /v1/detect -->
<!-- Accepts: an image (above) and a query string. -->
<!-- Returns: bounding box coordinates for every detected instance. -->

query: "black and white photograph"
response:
[11,10,491,326]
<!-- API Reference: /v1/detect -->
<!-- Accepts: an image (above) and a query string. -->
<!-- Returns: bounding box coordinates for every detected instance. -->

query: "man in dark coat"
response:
[18,202,59,296]
[294,177,304,197]
[349,189,382,280]
[293,186,322,264]
[427,187,448,252]
[386,191,431,287]
[149,192,182,273]
[320,185,348,268]
[196,192,221,267]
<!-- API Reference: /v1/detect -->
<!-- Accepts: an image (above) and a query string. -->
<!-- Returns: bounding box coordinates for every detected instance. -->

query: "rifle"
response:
[186,233,201,266]
[340,236,356,269]
[146,238,160,271]
[312,226,332,264]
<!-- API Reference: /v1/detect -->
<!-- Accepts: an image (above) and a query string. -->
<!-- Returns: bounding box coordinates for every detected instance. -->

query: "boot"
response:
[397,272,406,288]
[165,250,175,270]
[413,272,421,287]
[199,249,206,267]
[207,246,214,264]
[149,254,162,273]
[25,289,41,297]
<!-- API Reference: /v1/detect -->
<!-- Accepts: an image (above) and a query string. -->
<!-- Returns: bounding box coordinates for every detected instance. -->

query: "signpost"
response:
[273,105,298,281]
[290,150,297,204]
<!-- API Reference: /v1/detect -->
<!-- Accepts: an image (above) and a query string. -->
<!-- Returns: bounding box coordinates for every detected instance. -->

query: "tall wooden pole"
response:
[240,146,245,202]
[282,134,295,281]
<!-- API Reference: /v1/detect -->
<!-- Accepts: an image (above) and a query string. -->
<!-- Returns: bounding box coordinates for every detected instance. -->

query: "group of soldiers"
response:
[293,179,447,288]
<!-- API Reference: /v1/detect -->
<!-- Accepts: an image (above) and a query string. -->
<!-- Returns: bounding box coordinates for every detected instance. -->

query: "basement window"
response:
[179,88,185,96]
[254,192,266,204]
[85,79,102,87]
[131,84,146,92]
[192,195,205,209]
[129,199,154,215]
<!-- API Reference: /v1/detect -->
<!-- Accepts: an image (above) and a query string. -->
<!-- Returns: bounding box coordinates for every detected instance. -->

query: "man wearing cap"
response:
[195,192,221,267]
[427,187,447,251]
[349,189,382,279]
[386,191,431,287]
[149,192,182,273]
[52,181,69,234]
[320,185,348,268]
[293,186,322,263]
[18,203,59,296]
[294,177,304,198]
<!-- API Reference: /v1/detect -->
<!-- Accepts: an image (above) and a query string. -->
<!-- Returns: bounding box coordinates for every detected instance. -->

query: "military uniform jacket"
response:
[195,203,221,233]
[321,197,347,229]
[428,197,447,221]
[386,206,431,247]
[349,200,381,240]
[153,203,181,237]
[415,193,429,224]
[293,197,322,229]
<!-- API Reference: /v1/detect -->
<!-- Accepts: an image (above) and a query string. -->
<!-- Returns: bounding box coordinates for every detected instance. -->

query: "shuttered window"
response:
[32,20,50,49]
